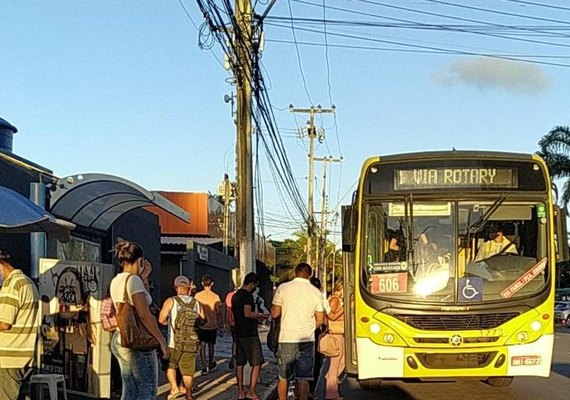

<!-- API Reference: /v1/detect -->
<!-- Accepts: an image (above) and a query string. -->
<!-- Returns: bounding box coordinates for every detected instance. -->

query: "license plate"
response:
[511,355,542,366]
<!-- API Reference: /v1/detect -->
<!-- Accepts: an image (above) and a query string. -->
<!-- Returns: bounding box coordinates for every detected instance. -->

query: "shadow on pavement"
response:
[361,383,416,400]
[551,362,570,378]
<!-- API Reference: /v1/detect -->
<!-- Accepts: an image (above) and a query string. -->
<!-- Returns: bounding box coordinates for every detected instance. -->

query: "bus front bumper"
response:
[356,334,553,380]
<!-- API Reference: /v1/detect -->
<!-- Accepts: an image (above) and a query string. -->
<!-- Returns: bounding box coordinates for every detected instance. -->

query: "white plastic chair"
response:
[29,373,68,400]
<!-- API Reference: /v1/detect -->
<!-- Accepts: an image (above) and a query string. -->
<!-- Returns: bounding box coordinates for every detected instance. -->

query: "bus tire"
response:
[486,377,514,387]
[358,378,383,390]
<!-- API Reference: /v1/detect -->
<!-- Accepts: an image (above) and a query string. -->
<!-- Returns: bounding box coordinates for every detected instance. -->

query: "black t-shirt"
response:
[232,288,258,338]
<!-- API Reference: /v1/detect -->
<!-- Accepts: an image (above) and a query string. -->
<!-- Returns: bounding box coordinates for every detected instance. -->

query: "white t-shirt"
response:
[110,272,152,308]
[167,295,201,347]
[272,277,325,343]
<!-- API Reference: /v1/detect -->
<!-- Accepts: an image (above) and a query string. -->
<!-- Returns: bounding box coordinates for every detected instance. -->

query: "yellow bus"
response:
[341,151,561,388]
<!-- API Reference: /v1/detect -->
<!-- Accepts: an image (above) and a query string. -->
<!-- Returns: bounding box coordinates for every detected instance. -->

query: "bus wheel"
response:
[486,377,514,387]
[358,378,383,390]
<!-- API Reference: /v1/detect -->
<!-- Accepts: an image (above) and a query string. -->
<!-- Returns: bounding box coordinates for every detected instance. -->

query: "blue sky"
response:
[1,1,569,241]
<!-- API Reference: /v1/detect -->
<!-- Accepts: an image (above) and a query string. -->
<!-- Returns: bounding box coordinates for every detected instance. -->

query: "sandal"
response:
[167,392,185,400]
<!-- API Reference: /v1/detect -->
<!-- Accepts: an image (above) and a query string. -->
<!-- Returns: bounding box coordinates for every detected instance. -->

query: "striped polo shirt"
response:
[0,269,39,369]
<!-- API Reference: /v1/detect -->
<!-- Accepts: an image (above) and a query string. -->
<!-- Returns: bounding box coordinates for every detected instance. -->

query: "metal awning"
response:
[161,236,223,246]
[49,174,190,231]
[0,185,75,242]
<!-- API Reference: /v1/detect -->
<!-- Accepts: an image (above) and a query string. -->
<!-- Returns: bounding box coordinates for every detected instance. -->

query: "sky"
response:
[1,1,569,243]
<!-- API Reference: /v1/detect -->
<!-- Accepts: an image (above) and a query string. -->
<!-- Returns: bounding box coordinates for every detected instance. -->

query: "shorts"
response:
[0,367,32,400]
[168,348,197,376]
[277,342,314,380]
[198,329,218,344]
[236,336,264,367]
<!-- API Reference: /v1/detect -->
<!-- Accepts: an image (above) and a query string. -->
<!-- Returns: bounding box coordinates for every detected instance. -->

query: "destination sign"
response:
[394,168,517,190]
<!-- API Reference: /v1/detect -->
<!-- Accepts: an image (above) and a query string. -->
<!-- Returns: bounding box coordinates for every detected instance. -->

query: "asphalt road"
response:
[338,327,570,400]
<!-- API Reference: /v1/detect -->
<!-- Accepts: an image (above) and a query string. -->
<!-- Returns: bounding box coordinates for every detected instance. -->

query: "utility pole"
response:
[235,0,255,280]
[315,156,342,282]
[289,105,335,267]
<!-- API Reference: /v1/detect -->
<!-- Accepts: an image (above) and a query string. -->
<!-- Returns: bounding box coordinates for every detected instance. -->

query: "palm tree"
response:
[538,126,570,206]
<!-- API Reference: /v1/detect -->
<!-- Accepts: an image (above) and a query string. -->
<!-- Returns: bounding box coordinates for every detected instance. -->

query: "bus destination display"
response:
[395,167,517,190]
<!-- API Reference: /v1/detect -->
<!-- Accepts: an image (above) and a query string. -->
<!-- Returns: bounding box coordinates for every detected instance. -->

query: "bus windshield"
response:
[362,199,549,303]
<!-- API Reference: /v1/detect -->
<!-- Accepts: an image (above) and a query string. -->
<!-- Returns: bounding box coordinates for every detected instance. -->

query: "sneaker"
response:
[228,356,235,369]
[201,367,209,375]
[209,361,217,371]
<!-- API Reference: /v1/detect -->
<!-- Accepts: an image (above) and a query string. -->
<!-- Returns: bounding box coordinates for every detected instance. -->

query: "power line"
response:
[265,21,570,68]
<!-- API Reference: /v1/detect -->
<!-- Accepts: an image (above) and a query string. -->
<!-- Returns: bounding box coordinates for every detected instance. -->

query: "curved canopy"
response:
[49,174,190,231]
[0,185,75,242]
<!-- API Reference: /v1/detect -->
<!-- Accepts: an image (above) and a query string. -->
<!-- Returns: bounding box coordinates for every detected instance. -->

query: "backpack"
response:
[173,296,200,353]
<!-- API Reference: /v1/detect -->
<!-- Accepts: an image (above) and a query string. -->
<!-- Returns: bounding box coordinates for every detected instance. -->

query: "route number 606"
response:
[372,273,408,293]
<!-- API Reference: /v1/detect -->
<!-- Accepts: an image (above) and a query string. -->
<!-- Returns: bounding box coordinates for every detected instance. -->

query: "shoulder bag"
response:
[116,274,160,352]
[318,329,340,357]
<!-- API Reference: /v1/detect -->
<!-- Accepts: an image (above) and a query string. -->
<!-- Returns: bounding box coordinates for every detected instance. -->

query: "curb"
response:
[260,382,278,400]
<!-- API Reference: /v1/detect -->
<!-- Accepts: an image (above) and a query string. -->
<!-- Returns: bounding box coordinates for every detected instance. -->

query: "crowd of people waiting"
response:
[0,239,344,400]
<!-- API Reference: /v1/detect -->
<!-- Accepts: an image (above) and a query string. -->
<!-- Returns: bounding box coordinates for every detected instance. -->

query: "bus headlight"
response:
[530,321,542,332]
[384,333,395,343]
[517,331,528,342]
[370,323,381,334]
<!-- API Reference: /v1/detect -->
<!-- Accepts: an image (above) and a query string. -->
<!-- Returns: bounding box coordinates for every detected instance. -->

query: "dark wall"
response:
[111,208,162,301]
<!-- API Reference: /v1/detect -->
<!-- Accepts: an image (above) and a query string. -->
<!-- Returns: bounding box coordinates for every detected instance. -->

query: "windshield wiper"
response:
[466,193,508,255]
[467,194,508,235]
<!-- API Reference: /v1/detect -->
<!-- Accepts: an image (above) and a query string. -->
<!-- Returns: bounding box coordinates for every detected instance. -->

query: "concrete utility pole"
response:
[289,105,335,267]
[235,0,255,280]
[315,156,342,281]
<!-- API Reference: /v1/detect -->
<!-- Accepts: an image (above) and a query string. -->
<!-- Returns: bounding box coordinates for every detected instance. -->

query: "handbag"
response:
[318,330,340,357]
[101,295,118,332]
[116,274,160,352]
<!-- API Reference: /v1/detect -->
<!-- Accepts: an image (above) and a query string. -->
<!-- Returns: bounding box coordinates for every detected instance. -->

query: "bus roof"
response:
[368,150,539,164]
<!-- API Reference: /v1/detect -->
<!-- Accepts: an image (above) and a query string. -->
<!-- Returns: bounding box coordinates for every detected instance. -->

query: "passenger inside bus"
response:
[384,229,405,262]
[474,222,518,261]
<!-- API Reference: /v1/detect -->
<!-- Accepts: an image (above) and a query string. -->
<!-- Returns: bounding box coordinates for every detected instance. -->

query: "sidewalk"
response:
[157,327,278,400]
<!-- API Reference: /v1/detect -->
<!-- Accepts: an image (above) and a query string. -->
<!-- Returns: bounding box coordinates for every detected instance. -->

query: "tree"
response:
[538,126,570,206]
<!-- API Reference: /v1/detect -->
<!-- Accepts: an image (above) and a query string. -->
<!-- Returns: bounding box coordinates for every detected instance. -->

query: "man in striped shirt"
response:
[0,250,39,400]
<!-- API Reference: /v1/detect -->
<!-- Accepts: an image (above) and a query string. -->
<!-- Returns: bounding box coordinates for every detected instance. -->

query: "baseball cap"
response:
[0,250,11,260]
[174,275,190,287]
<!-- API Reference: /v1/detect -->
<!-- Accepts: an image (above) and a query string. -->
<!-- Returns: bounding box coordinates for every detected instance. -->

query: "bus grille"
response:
[416,352,497,369]
[414,336,500,344]
[393,313,519,331]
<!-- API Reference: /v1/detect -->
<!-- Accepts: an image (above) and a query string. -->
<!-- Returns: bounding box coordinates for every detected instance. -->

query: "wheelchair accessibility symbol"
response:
[459,277,483,301]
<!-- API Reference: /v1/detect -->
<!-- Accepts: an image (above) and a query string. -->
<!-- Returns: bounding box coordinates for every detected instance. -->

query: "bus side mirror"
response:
[342,205,356,252]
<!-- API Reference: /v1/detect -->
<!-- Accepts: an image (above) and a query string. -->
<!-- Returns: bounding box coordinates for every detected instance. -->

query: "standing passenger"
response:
[224,285,238,369]
[159,275,203,400]
[110,240,170,400]
[232,273,269,400]
[271,263,325,400]
[0,250,39,400]
[324,280,345,400]
[194,275,223,374]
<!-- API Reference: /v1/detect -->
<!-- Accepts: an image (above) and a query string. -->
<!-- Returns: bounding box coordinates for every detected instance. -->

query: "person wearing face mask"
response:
[475,223,517,262]
[0,250,39,400]
[109,240,170,400]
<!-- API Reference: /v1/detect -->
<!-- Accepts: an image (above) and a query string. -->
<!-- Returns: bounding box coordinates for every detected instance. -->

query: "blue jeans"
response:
[111,331,158,400]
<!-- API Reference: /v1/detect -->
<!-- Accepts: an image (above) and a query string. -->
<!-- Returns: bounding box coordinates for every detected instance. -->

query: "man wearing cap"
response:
[159,276,204,400]
[0,250,40,400]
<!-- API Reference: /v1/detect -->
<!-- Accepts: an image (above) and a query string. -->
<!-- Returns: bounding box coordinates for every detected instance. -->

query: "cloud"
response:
[433,57,551,94]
